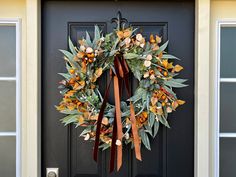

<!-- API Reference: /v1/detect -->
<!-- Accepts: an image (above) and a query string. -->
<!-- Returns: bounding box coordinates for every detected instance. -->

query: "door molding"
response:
[24,0,211,177]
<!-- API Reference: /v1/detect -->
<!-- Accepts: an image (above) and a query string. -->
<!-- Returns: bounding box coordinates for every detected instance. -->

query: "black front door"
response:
[42,1,194,177]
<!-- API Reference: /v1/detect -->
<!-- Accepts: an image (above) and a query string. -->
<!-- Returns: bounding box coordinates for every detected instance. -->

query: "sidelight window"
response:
[217,21,236,177]
[0,19,21,177]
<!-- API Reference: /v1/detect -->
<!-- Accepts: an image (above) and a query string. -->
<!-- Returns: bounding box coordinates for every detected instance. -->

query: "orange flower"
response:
[69,69,75,74]
[123,29,132,38]
[150,106,163,115]
[81,61,87,73]
[64,90,76,98]
[172,64,183,72]
[77,51,85,59]
[87,53,95,58]
[73,80,85,90]
[117,31,124,39]
[155,35,162,44]
[91,67,103,82]
[150,34,156,43]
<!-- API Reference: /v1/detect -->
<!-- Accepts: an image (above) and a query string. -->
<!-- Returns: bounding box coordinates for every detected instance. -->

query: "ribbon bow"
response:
[93,55,142,172]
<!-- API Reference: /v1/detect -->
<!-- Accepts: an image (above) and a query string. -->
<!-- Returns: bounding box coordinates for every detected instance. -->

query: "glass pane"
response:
[0,81,16,131]
[220,27,236,78]
[0,25,16,77]
[220,82,236,132]
[0,136,16,177]
[220,138,236,177]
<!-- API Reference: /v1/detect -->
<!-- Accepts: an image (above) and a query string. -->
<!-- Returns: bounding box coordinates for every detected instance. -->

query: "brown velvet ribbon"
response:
[93,55,142,172]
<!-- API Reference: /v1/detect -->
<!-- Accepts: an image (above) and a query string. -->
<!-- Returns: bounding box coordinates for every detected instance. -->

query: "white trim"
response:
[195,0,210,177]
[0,132,17,136]
[214,20,220,177]
[16,18,22,177]
[220,78,236,82]
[0,18,21,177]
[0,77,16,81]
[26,0,40,176]
[215,20,236,177]
[220,133,236,138]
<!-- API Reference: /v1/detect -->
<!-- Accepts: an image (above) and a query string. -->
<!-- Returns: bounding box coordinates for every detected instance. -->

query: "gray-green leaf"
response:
[123,53,139,59]
[140,129,151,150]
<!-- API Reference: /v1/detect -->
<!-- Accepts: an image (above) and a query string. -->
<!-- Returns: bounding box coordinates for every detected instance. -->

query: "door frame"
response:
[24,0,211,177]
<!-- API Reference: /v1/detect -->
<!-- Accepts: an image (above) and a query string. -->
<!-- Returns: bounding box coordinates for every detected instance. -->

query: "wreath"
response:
[56,25,187,171]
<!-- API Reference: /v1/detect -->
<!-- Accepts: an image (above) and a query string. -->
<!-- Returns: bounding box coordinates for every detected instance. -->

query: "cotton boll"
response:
[136,33,143,41]
[144,60,151,67]
[84,133,90,141]
[116,139,122,146]
[86,47,93,53]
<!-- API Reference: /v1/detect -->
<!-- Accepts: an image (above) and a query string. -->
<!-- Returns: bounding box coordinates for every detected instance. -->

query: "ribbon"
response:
[93,55,141,172]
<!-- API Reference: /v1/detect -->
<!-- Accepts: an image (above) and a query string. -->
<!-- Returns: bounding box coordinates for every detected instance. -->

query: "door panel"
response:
[42,1,194,177]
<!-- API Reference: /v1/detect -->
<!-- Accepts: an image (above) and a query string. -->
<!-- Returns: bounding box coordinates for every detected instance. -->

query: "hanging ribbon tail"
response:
[130,103,142,161]
[113,75,123,171]
[93,70,112,162]
[109,115,117,173]
[121,58,142,161]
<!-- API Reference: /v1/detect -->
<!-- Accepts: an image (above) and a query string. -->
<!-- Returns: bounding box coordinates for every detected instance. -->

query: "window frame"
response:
[0,18,21,177]
[216,20,236,177]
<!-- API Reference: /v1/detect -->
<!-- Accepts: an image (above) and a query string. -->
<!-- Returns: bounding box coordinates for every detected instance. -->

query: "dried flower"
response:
[86,47,93,53]
[124,37,131,45]
[116,139,122,146]
[84,133,90,141]
[146,54,152,60]
[143,71,149,78]
[167,107,172,113]
[140,43,145,48]
[144,60,151,67]
[136,33,143,41]
[156,35,162,43]
[102,117,109,125]
[100,37,105,41]
[80,45,86,52]
[150,74,156,80]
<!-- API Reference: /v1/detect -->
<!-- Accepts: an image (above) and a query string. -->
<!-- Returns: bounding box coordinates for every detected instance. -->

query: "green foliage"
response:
[56,25,187,152]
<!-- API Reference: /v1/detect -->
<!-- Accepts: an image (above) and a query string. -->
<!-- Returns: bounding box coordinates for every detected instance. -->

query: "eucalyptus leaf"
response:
[144,124,153,136]
[153,120,160,137]
[140,129,151,150]
[99,143,110,151]
[148,113,155,128]
[58,73,71,80]
[133,69,142,81]
[60,114,78,126]
[165,80,188,88]
[162,54,180,60]
[163,86,177,99]
[86,31,92,46]
[93,25,100,44]
[59,88,69,95]
[158,115,170,128]
[60,109,79,115]
[123,53,139,59]
[156,41,169,55]
[59,49,74,60]
[68,37,77,55]
[80,126,92,136]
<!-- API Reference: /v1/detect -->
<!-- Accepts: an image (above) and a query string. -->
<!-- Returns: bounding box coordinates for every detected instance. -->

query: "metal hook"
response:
[111,11,128,30]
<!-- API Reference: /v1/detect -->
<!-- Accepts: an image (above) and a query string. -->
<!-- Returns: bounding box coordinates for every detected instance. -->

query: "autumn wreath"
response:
[56,25,187,171]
